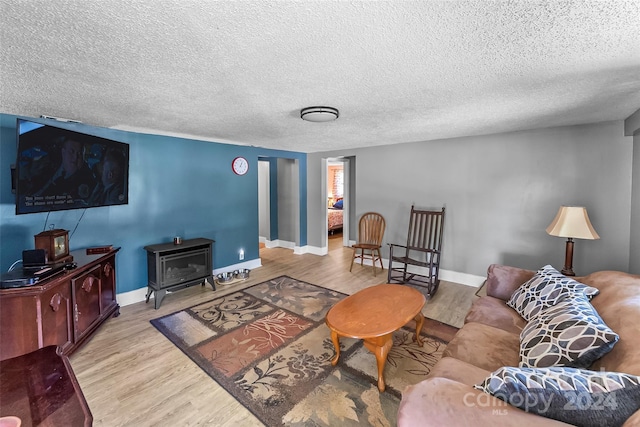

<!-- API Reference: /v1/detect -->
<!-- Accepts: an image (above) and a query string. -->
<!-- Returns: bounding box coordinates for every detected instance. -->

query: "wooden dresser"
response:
[0,248,120,361]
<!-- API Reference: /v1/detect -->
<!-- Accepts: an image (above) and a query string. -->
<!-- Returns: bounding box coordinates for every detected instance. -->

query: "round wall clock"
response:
[232,156,249,175]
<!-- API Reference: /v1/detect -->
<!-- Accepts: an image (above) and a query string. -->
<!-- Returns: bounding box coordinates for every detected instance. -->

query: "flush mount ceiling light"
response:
[300,106,339,122]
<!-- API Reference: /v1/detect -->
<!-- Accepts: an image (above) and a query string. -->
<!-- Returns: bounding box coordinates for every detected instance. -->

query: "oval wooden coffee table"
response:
[325,284,426,392]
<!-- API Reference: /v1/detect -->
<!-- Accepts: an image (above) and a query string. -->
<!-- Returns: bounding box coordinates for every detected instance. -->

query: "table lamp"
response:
[546,206,600,276]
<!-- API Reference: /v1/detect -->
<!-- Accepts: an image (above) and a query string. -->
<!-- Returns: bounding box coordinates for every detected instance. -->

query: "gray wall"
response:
[258,160,270,239]
[307,120,634,277]
[632,134,640,274]
[277,158,299,243]
[629,108,640,274]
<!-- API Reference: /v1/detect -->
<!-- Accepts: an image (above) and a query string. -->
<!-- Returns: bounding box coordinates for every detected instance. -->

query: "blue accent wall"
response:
[0,114,306,293]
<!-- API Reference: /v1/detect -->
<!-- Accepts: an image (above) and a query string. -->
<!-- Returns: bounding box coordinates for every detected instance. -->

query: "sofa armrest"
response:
[485,264,536,301]
[397,377,572,427]
[622,409,640,427]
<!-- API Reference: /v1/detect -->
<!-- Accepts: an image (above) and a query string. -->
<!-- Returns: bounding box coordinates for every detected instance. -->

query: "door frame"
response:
[324,157,351,249]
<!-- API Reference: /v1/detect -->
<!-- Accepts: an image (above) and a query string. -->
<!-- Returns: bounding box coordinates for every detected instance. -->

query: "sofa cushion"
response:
[580,271,640,376]
[507,265,599,321]
[464,296,527,334]
[444,322,520,371]
[485,263,536,301]
[474,366,640,427]
[519,296,619,368]
[426,356,490,386]
[399,377,572,427]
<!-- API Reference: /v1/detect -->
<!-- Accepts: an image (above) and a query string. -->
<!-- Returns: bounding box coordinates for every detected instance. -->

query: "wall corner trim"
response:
[624,108,640,136]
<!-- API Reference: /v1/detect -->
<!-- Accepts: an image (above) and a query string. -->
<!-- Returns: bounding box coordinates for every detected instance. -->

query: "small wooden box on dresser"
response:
[0,247,120,361]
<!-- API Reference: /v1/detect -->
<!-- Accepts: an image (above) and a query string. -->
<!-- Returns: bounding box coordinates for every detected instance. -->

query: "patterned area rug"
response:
[150,276,450,427]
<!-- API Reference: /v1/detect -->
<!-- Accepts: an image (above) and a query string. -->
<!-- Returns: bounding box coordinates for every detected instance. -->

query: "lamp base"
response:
[562,238,576,277]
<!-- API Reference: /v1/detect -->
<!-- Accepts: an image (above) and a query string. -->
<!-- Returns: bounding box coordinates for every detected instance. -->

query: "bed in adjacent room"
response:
[328,198,343,232]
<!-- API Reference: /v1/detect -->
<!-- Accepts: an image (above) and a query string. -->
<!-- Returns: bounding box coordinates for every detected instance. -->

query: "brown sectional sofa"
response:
[397,264,640,426]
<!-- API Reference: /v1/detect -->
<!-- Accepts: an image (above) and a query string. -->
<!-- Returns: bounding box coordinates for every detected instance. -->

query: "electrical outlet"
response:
[239,249,244,260]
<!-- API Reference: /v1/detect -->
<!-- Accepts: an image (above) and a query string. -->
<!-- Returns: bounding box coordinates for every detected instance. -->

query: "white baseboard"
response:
[117,258,264,307]
[214,258,262,275]
[268,242,487,288]
[294,245,326,255]
[438,269,485,287]
[118,250,486,307]
[264,239,295,249]
[349,256,485,288]
[117,287,149,307]
[262,239,324,256]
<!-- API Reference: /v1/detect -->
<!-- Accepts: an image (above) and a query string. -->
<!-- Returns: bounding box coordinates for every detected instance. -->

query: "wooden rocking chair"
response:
[387,206,445,296]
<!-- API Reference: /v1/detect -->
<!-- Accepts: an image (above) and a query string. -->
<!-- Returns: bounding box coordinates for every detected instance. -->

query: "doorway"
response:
[324,157,352,250]
[258,157,302,251]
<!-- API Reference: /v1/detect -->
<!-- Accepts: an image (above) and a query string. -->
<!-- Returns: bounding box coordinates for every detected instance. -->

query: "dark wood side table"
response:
[0,345,92,426]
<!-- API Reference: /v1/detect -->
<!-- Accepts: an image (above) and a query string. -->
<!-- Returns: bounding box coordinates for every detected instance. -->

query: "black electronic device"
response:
[14,118,130,215]
[0,262,72,289]
[22,249,47,268]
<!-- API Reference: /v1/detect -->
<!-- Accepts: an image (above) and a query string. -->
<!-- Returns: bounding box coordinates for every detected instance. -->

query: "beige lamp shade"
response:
[546,206,600,240]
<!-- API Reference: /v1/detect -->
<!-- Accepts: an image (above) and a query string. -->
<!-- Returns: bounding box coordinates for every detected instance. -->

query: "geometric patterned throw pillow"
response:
[519,296,619,369]
[474,366,640,427]
[507,264,600,321]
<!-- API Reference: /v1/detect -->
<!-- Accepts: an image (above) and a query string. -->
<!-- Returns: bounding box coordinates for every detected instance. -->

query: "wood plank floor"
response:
[70,234,481,426]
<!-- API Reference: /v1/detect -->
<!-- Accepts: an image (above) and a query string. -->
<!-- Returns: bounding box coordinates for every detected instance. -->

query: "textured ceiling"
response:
[1,1,639,153]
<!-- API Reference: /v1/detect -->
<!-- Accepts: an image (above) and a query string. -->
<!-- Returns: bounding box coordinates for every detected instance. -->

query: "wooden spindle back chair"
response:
[349,212,386,276]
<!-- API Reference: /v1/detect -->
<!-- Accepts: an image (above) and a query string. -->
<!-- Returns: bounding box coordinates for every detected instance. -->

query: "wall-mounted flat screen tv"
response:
[15,119,130,215]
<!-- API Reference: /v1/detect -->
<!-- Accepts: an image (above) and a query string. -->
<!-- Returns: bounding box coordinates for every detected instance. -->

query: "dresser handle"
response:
[82,276,95,292]
[50,293,62,312]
